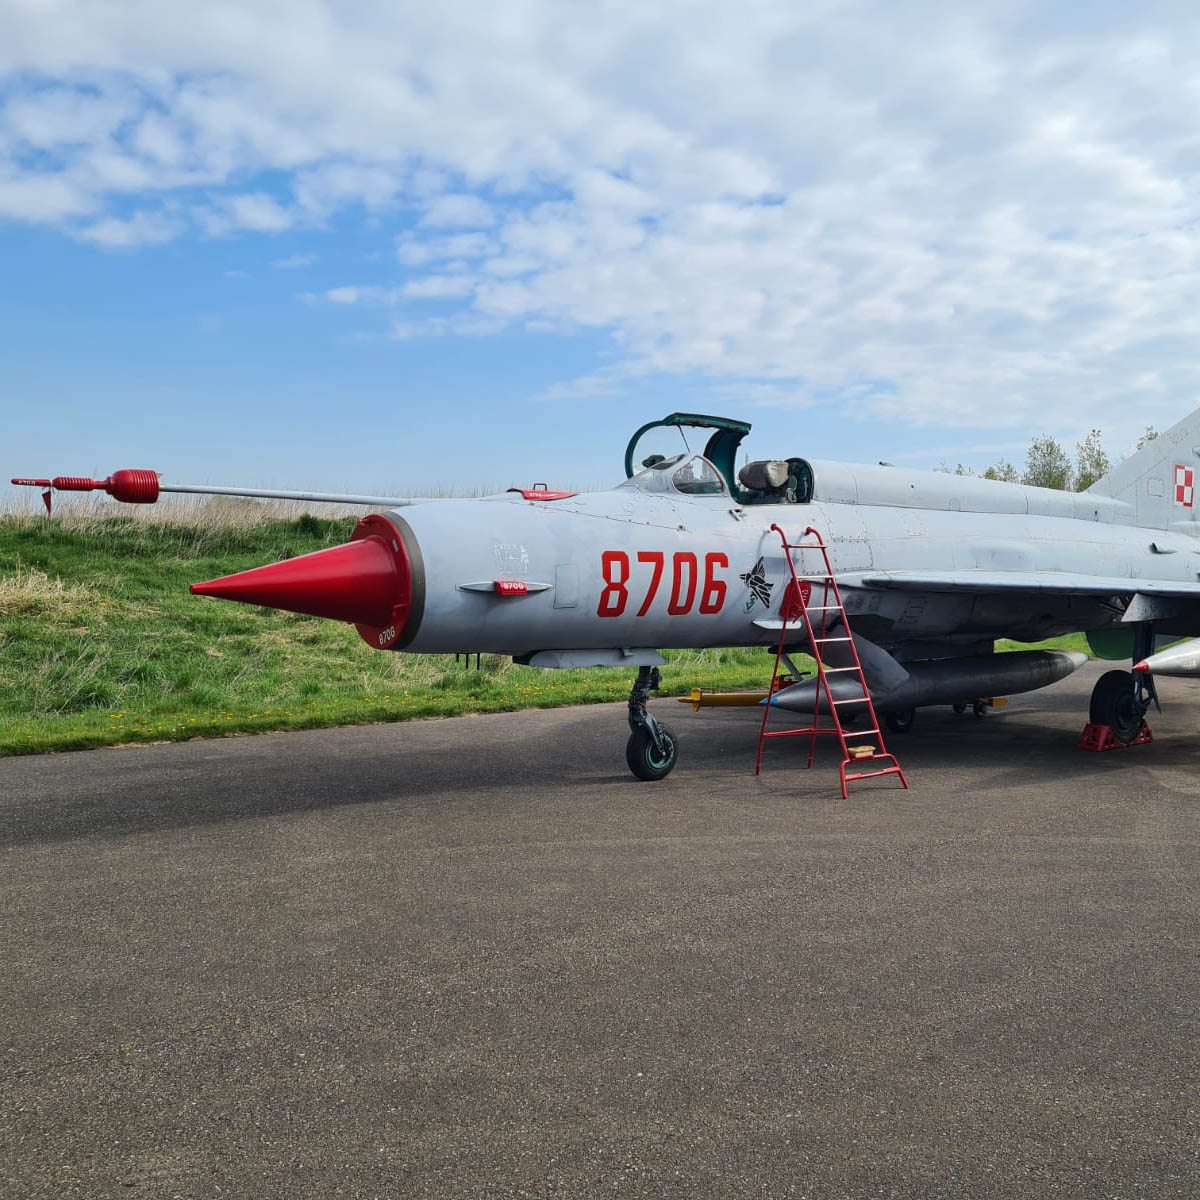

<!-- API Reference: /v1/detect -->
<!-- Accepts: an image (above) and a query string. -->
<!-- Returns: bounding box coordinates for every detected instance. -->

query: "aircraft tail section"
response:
[1089,407,1200,533]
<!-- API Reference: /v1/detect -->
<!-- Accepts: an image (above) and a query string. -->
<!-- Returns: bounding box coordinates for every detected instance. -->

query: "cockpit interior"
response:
[735,457,814,504]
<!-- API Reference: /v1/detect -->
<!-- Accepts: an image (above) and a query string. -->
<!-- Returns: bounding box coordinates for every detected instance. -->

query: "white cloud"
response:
[4,85,137,149]
[324,285,405,305]
[272,252,315,269]
[419,193,495,228]
[387,313,505,340]
[292,162,401,218]
[77,209,184,247]
[534,372,626,403]
[0,172,93,221]
[5,2,1200,436]
[325,285,366,304]
[401,273,474,299]
[396,231,495,266]
[219,191,294,233]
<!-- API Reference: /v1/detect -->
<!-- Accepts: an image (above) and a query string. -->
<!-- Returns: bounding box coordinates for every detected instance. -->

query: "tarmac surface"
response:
[1,660,1198,1199]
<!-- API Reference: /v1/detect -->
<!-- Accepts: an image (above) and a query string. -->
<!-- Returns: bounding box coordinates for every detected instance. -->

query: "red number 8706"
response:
[597,550,728,617]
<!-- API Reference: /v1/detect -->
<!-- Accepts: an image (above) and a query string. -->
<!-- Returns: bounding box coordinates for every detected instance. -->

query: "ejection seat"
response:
[738,459,803,504]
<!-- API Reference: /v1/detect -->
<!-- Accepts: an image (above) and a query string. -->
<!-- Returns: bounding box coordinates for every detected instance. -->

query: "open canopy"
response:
[624,412,751,496]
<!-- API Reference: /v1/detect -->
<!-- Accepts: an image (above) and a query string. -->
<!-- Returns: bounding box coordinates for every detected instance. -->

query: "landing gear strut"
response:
[1087,623,1159,744]
[626,665,678,781]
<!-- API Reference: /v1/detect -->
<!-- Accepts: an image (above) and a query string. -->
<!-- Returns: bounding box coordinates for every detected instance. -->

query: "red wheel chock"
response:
[1078,722,1153,752]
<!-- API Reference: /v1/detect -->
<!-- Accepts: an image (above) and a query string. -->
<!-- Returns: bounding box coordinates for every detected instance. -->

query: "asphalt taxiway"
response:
[2,661,1198,1198]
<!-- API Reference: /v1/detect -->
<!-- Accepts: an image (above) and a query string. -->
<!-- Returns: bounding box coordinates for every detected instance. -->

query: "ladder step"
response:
[804,605,841,611]
[822,666,859,674]
[814,636,853,643]
[832,697,870,706]
[846,766,905,783]
[761,728,842,739]
[842,728,881,737]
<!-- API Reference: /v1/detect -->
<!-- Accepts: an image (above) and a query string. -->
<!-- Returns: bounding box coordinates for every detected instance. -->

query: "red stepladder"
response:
[755,524,909,799]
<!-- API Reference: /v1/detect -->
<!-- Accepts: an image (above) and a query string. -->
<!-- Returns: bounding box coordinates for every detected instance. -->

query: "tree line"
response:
[941,426,1161,491]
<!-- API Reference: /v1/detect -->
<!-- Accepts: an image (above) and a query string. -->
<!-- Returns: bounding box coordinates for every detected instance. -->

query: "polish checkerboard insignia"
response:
[1175,465,1194,507]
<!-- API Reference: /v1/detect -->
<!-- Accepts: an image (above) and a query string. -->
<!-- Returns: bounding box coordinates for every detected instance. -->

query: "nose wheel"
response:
[626,665,679,780]
[626,724,679,781]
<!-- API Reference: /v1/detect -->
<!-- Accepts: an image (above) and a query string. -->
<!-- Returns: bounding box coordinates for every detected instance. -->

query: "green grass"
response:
[0,513,779,756]
[997,633,1090,654]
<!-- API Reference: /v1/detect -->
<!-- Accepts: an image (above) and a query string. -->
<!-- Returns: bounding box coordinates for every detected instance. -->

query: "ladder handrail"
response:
[755,524,908,798]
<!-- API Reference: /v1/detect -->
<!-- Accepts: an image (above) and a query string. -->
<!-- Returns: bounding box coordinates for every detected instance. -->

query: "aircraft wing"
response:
[844,570,1200,599]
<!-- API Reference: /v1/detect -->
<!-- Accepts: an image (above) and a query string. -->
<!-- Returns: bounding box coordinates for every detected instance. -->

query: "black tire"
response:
[973,700,988,718]
[952,703,967,715]
[626,724,679,781]
[1089,669,1144,744]
[885,708,916,734]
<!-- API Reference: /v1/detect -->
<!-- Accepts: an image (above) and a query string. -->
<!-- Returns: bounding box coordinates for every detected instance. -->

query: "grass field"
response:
[0,505,1091,757]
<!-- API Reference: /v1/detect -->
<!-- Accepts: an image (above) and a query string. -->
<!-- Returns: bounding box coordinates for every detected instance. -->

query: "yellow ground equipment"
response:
[678,688,773,712]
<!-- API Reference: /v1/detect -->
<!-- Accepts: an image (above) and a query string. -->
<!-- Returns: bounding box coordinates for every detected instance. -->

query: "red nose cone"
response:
[190,514,413,643]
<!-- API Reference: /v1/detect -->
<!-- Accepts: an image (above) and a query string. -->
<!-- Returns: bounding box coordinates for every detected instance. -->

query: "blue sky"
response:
[4,2,1200,500]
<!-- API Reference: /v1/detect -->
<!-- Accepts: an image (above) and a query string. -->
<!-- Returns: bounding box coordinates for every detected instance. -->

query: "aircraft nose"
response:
[190,513,414,647]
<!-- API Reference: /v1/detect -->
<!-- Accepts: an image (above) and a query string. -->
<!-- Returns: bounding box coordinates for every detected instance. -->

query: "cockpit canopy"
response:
[620,413,815,504]
[619,453,729,497]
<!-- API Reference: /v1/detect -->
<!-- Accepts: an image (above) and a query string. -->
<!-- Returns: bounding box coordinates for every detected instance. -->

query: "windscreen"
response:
[619,454,727,497]
[670,457,727,495]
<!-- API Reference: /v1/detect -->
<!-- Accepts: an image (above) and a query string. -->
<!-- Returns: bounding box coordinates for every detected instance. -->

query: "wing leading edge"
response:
[844,570,1200,599]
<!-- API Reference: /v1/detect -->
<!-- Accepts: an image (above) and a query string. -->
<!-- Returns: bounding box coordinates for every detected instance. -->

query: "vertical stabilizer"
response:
[1089,407,1200,533]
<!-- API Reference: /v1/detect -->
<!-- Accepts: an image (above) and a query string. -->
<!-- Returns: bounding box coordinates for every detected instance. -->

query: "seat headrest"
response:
[738,460,790,491]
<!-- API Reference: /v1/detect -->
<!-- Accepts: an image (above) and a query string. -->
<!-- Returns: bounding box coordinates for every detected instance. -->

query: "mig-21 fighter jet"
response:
[17,407,1200,781]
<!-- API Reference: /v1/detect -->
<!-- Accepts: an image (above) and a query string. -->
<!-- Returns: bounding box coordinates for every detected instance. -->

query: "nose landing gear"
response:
[626,665,679,780]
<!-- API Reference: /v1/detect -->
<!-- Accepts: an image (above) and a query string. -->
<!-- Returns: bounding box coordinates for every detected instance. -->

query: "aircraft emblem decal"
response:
[1175,465,1194,508]
[740,557,774,612]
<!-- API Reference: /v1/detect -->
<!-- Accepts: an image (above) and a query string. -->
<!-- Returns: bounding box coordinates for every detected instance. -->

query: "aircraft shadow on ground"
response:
[748,700,1200,784]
